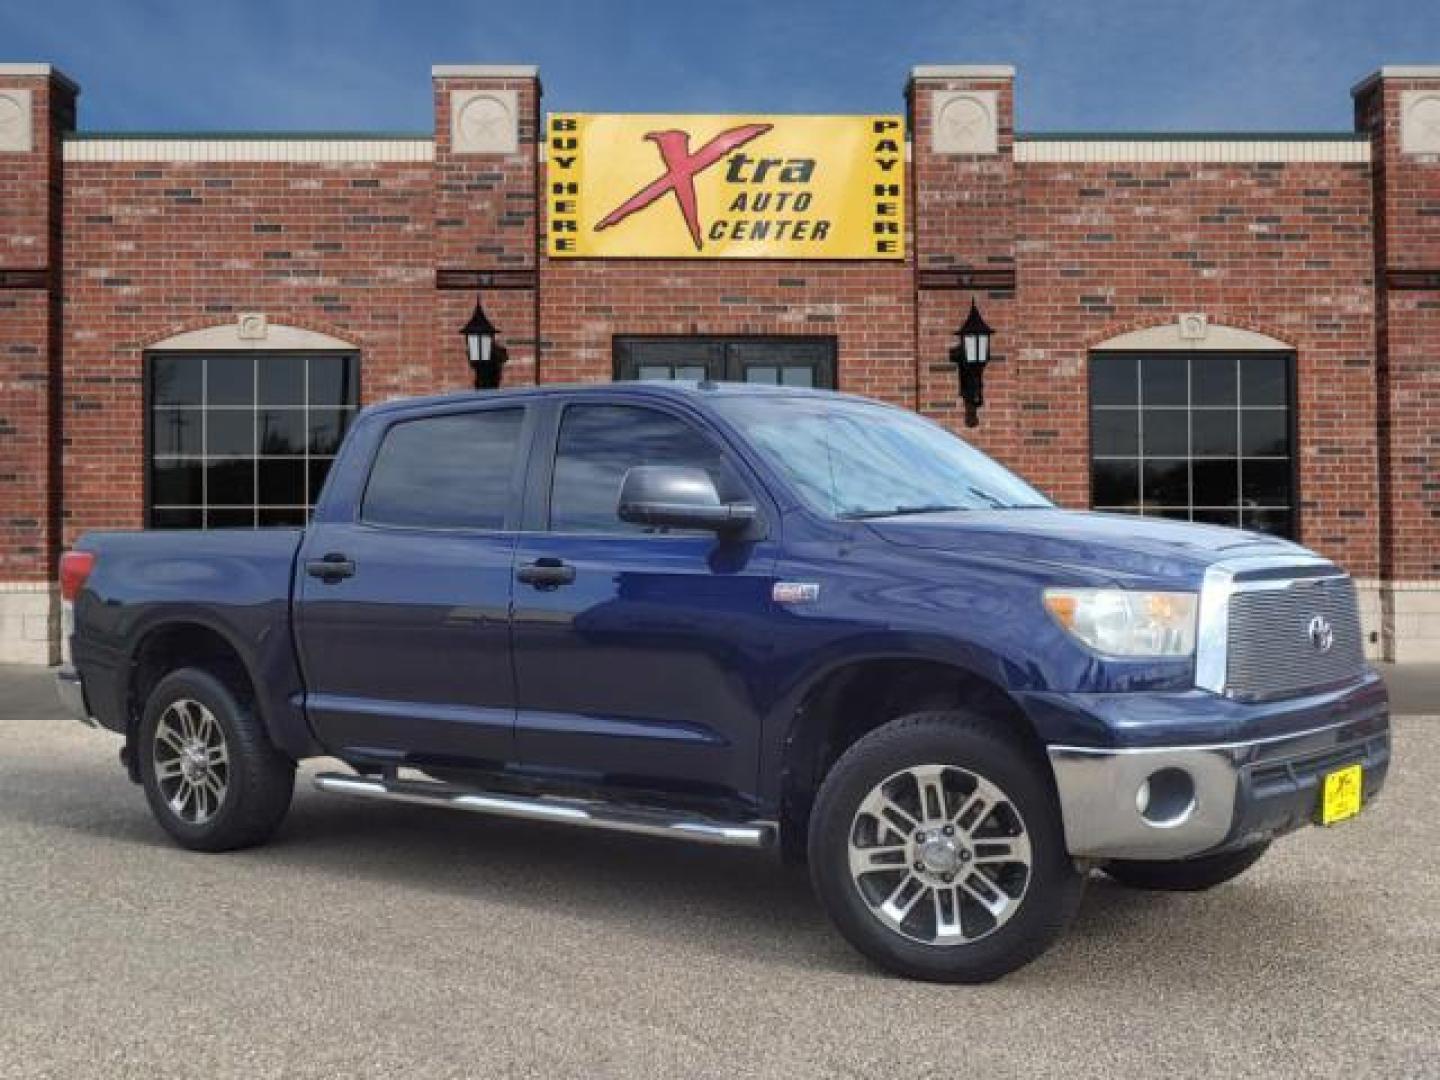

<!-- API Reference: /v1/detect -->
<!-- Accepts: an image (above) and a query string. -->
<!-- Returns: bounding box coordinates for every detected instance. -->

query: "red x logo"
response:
[595,123,773,251]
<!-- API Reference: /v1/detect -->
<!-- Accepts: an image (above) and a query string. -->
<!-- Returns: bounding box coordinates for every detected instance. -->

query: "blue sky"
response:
[3,0,1436,133]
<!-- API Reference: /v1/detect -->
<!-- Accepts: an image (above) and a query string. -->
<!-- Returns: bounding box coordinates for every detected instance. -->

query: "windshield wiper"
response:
[838,504,967,520]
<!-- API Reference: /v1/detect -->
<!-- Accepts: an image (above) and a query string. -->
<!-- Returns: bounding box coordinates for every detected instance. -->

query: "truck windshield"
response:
[712,395,1052,519]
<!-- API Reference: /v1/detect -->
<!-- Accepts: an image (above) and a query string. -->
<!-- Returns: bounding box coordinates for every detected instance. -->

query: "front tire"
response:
[139,667,295,852]
[1102,842,1271,892]
[808,709,1083,983]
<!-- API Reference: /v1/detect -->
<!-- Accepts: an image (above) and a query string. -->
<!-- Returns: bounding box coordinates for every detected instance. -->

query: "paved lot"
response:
[2,664,1437,1079]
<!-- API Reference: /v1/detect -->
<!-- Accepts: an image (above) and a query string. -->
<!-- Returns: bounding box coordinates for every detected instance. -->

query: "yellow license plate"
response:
[1320,764,1363,825]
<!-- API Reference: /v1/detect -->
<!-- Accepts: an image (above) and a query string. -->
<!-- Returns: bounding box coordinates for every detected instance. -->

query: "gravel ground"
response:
[2,663,1437,1079]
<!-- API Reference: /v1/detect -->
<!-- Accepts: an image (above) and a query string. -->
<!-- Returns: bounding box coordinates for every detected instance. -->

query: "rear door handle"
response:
[517,558,576,589]
[306,553,356,583]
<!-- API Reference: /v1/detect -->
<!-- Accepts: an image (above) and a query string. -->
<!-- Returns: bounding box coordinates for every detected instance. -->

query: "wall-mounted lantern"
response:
[461,294,507,390]
[949,299,994,428]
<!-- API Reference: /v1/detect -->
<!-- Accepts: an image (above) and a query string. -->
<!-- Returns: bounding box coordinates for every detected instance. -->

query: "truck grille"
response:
[1225,576,1365,700]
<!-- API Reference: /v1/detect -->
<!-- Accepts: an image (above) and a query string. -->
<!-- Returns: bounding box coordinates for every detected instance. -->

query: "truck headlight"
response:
[1042,589,1197,658]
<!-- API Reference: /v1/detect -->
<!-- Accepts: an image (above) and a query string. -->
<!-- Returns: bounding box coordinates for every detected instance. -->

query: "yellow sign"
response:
[547,113,905,260]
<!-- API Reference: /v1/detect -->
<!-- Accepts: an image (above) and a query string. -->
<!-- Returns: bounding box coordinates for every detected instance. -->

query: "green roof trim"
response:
[66,130,432,141]
[1018,131,1369,142]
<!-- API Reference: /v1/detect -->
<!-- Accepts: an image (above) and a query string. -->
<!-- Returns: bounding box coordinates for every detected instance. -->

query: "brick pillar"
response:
[1354,66,1440,661]
[431,65,541,390]
[908,66,1025,473]
[0,64,75,663]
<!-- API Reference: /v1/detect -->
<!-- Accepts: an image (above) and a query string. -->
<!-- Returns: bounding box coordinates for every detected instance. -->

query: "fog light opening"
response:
[1136,768,1197,828]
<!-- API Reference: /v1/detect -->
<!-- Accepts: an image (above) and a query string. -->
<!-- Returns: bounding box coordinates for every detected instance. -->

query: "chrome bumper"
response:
[1047,714,1390,861]
[56,666,96,727]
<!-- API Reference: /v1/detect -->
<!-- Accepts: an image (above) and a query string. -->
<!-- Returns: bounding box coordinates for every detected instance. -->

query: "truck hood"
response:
[864,509,1311,587]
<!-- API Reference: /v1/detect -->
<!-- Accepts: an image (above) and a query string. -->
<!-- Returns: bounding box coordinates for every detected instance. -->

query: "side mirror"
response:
[617,465,756,534]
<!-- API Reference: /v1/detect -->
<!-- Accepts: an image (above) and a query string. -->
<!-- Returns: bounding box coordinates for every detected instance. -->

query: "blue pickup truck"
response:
[57,381,1389,982]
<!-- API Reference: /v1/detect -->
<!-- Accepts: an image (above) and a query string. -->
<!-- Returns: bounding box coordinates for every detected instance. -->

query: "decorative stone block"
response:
[1178,313,1208,340]
[237,312,268,340]
[0,87,33,152]
[451,88,519,155]
[932,90,998,155]
[1400,90,1440,155]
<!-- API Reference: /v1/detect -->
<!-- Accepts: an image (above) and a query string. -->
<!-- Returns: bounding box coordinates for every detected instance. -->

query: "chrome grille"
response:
[1225,576,1365,700]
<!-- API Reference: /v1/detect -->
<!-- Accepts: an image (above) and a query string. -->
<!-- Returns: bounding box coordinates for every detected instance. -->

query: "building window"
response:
[1089,351,1295,538]
[614,336,836,389]
[146,352,359,529]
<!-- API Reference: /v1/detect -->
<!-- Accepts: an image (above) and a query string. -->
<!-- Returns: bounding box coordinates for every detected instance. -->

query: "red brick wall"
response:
[1357,75,1440,583]
[1011,157,1379,575]
[537,257,916,402]
[60,156,438,542]
[12,62,1436,604]
[0,72,73,582]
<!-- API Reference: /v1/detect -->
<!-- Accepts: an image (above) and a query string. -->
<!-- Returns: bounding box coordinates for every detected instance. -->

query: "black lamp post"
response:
[461,295,507,390]
[949,300,994,428]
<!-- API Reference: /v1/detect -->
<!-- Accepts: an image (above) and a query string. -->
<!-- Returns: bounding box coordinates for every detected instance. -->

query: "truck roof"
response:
[361,380,874,417]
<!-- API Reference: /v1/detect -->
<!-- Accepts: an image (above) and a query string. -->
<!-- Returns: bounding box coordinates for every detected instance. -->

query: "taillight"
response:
[59,550,96,603]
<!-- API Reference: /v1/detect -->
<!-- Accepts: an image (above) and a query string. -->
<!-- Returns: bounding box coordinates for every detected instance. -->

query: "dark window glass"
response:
[207,459,255,505]
[205,410,254,457]
[152,460,203,505]
[309,355,356,405]
[1241,410,1289,457]
[550,404,745,533]
[257,409,306,456]
[1191,356,1237,407]
[151,358,203,408]
[1089,351,1294,538]
[150,507,202,529]
[258,459,306,505]
[1143,459,1189,506]
[308,459,336,504]
[207,507,255,529]
[1141,409,1188,457]
[1241,355,1289,406]
[1091,459,1139,508]
[1091,410,1139,457]
[259,507,308,527]
[1193,508,1241,528]
[307,409,349,455]
[1193,459,1239,506]
[1140,355,1187,406]
[1191,411,1238,457]
[362,409,523,530]
[1089,354,1138,407]
[147,352,358,529]
[206,356,254,407]
[152,410,202,455]
[258,355,306,406]
[1243,508,1292,537]
[1241,459,1290,505]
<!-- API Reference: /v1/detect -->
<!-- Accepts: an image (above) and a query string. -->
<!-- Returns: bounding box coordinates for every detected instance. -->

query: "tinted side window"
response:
[549,404,745,533]
[362,409,523,529]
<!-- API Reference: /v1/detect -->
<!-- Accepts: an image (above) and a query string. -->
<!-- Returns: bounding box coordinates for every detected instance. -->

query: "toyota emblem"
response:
[1307,614,1335,653]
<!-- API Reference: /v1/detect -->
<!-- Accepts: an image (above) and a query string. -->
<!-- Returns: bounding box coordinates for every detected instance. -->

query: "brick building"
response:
[0,61,1437,663]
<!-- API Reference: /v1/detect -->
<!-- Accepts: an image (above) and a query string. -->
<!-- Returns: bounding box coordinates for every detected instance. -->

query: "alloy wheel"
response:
[152,698,230,825]
[847,763,1032,946]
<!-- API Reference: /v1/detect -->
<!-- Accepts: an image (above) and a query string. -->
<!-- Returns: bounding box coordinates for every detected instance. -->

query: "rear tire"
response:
[1102,842,1270,892]
[139,667,294,852]
[808,709,1083,983]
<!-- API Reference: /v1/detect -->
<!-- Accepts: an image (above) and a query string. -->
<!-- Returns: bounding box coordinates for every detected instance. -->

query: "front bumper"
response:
[1046,704,1390,861]
[56,665,97,727]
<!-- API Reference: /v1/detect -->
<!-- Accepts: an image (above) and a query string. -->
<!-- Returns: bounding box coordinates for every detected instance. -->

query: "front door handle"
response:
[517,558,576,589]
[306,553,356,583]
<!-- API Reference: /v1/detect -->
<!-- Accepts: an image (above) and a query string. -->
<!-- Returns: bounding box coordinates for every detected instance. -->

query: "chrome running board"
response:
[311,772,776,850]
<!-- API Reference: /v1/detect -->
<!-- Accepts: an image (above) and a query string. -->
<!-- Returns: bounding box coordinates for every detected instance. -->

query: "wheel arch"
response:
[774,655,1049,862]
[125,618,266,779]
